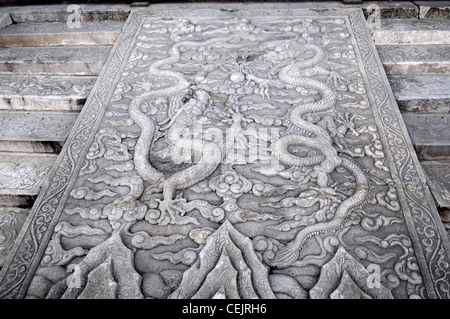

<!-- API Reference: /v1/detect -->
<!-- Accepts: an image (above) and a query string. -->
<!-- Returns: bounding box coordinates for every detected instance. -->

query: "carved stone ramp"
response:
[0,4,449,300]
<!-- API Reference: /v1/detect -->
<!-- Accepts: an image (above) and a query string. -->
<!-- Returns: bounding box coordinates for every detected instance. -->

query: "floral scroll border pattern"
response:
[0,7,448,299]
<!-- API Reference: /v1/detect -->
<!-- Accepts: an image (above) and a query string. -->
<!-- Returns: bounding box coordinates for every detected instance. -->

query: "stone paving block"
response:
[0,46,110,75]
[402,113,450,160]
[0,207,29,269]
[377,44,450,75]
[0,75,95,111]
[387,75,450,113]
[1,4,448,301]
[0,21,123,47]
[372,19,450,45]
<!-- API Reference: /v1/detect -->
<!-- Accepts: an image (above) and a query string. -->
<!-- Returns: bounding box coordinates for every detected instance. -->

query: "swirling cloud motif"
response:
[209,169,252,200]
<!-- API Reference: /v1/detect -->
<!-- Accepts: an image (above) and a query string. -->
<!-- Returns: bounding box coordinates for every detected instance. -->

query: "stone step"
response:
[0,75,96,111]
[0,2,418,24]
[0,21,123,47]
[377,44,450,75]
[388,75,450,113]
[402,113,450,160]
[372,19,450,45]
[421,160,450,210]
[0,110,77,153]
[0,46,110,75]
[0,152,57,207]
[0,111,77,142]
[0,4,131,23]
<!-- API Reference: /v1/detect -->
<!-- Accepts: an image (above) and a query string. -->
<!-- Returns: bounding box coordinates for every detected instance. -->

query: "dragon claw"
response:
[156,198,187,224]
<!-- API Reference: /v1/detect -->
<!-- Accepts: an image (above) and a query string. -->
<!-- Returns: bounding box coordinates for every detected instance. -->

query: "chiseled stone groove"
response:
[0,75,96,111]
[0,46,111,75]
[0,21,123,47]
[372,19,450,45]
[402,113,450,160]
[377,44,450,75]
[388,75,450,113]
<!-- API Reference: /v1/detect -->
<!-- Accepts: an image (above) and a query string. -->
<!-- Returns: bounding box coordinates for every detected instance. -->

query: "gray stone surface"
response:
[377,44,450,75]
[372,19,450,45]
[0,21,123,47]
[0,75,95,111]
[0,46,110,75]
[388,75,450,113]
[421,160,450,208]
[0,4,448,300]
[402,113,450,160]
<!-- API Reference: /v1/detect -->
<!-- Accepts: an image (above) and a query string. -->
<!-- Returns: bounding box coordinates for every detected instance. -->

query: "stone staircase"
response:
[0,1,449,268]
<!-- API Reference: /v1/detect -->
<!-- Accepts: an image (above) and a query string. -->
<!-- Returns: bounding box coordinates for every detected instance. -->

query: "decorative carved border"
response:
[0,7,448,299]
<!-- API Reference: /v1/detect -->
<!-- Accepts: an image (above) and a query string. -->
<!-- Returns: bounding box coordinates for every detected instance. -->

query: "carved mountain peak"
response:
[168,220,276,299]
[309,247,394,299]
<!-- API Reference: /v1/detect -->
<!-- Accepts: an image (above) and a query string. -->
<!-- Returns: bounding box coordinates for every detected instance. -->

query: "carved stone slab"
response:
[1,4,449,299]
